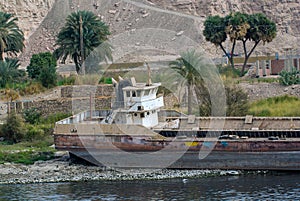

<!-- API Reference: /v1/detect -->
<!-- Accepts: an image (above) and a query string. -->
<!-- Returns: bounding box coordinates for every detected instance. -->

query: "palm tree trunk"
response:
[187,84,192,115]
[79,15,85,75]
[0,51,4,61]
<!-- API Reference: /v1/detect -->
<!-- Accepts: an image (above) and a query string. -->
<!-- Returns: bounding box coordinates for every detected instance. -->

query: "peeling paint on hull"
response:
[54,134,300,170]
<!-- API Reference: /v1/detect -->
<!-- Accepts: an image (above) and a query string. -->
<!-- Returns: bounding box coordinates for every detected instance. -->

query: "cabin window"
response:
[126,91,130,97]
[144,90,150,95]
[147,112,150,115]
[137,91,141,97]
[140,113,145,118]
[132,91,137,97]
[134,113,138,117]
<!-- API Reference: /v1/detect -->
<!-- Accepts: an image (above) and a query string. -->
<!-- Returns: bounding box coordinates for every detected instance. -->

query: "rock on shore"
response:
[0,159,239,185]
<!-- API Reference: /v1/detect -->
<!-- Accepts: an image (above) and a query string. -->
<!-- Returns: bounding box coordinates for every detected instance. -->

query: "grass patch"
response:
[256,77,279,83]
[241,77,279,84]
[74,74,101,85]
[57,75,76,86]
[218,65,241,78]
[0,137,55,165]
[0,112,67,164]
[249,95,300,116]
[18,82,45,96]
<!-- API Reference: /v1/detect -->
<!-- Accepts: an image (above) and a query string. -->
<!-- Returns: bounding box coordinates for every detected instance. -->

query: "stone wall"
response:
[61,85,114,98]
[7,85,114,116]
[9,97,112,116]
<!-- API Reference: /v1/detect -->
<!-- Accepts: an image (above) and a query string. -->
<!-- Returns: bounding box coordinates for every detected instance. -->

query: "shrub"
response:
[226,85,249,116]
[1,113,26,143]
[39,64,57,88]
[23,108,41,124]
[3,88,19,102]
[19,82,45,96]
[25,125,45,141]
[27,52,57,88]
[99,77,113,84]
[197,84,249,116]
[279,69,300,86]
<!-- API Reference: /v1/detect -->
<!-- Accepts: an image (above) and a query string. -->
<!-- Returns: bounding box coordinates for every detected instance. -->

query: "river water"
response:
[0,173,299,200]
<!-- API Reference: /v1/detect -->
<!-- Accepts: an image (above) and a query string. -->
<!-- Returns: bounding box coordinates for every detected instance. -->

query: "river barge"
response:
[54,76,300,170]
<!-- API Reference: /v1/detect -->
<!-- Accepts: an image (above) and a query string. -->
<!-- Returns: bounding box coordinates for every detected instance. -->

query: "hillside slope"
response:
[1,0,299,67]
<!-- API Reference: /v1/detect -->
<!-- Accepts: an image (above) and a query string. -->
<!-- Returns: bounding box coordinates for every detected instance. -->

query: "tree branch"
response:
[242,39,247,58]
[240,40,260,76]
[247,40,260,58]
[219,43,228,58]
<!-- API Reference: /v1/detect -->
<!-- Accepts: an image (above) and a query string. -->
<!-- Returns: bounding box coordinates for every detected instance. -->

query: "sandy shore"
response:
[0,157,245,184]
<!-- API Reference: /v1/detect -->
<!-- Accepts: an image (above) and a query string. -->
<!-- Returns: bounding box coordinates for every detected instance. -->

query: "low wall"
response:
[9,97,112,116]
[61,85,114,98]
[6,85,114,116]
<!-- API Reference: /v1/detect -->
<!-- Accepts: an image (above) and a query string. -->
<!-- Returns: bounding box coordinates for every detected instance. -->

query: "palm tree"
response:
[54,10,112,74]
[0,58,24,88]
[0,12,25,60]
[169,50,206,115]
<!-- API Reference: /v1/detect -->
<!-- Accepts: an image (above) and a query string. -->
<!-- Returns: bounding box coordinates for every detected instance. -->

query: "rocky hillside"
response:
[1,0,299,67]
[0,0,55,39]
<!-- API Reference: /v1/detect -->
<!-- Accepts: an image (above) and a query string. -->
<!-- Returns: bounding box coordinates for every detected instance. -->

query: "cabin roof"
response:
[122,83,161,91]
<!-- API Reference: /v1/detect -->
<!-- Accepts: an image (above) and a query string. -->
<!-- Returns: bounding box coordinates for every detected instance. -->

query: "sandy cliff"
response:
[1,0,299,67]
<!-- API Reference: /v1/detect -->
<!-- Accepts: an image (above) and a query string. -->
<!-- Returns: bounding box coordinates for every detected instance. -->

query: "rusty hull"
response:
[54,134,300,152]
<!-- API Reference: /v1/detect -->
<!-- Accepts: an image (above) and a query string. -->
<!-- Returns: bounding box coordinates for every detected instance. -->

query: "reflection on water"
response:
[0,173,300,201]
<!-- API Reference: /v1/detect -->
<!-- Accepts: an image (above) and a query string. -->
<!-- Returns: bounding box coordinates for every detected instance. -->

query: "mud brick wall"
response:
[9,85,114,116]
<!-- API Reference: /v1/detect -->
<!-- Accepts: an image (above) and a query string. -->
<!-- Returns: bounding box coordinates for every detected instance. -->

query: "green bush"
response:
[1,113,26,143]
[197,84,249,117]
[25,125,45,142]
[23,108,41,124]
[19,82,45,95]
[225,85,249,116]
[279,69,300,86]
[99,77,113,84]
[27,52,57,88]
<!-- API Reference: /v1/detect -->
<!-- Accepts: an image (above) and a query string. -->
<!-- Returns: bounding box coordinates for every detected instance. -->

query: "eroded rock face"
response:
[0,0,55,39]
[1,0,299,67]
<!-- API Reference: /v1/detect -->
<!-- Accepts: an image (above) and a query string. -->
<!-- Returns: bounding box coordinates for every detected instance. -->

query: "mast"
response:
[145,62,152,86]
